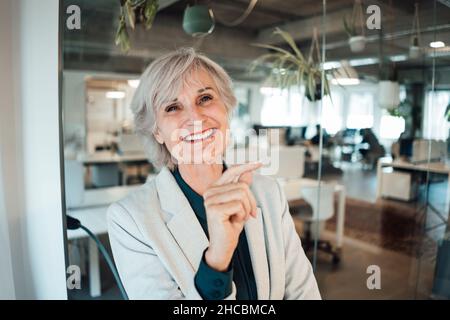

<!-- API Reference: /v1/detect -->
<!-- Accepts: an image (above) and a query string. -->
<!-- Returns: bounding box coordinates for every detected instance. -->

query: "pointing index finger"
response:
[215,162,262,186]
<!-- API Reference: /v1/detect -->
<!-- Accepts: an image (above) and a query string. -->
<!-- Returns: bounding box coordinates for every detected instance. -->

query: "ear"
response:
[153,127,164,145]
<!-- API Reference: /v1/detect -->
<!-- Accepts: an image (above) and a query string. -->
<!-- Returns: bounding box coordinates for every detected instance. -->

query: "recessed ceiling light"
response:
[105,91,125,99]
[430,41,445,48]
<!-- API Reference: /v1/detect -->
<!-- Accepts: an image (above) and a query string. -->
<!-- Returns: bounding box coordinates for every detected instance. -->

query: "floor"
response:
[301,162,449,300]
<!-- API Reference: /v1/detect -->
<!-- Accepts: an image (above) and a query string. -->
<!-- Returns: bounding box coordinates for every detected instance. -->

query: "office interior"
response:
[1,0,450,300]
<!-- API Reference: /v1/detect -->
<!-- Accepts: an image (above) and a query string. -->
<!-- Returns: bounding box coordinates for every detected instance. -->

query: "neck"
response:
[177,163,223,195]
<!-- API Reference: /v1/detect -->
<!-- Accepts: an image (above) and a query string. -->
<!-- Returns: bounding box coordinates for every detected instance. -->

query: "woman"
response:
[107,48,320,300]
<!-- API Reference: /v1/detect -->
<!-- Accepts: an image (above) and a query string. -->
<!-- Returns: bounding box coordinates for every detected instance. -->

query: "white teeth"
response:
[184,129,215,142]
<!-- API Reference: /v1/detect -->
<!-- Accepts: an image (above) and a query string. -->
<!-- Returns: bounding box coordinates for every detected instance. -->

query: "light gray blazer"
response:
[107,166,321,300]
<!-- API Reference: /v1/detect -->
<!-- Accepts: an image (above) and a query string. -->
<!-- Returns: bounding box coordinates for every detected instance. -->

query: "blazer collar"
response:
[244,207,270,299]
[155,166,271,299]
[155,167,209,271]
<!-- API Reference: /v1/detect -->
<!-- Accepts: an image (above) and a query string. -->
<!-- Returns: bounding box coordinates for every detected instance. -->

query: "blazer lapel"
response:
[245,207,270,300]
[155,167,271,299]
[155,167,209,272]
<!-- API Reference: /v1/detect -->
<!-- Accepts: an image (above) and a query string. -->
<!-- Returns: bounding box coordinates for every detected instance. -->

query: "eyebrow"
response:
[170,87,214,102]
[197,86,213,93]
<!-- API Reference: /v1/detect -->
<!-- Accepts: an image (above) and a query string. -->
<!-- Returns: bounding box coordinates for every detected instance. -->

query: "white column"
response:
[0,0,68,299]
[0,154,16,299]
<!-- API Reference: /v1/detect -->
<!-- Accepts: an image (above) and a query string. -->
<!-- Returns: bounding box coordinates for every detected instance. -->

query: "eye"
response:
[198,94,213,105]
[165,104,179,113]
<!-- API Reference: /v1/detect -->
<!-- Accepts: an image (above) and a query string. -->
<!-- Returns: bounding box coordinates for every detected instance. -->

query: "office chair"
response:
[296,184,341,265]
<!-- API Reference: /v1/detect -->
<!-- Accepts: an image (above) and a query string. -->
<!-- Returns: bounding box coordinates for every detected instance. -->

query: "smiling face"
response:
[153,68,230,166]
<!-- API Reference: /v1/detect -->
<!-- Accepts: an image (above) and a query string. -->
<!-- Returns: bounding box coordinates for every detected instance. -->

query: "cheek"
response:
[211,103,229,128]
[155,119,179,147]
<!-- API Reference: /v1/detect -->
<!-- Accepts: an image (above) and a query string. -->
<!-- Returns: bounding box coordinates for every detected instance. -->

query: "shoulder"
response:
[250,173,284,210]
[107,176,159,227]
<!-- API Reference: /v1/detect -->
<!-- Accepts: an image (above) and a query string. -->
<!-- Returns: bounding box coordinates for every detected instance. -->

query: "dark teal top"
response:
[172,167,258,300]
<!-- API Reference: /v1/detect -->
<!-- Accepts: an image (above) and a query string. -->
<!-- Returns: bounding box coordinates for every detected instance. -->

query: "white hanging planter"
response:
[378,80,400,110]
[408,4,422,60]
[409,46,422,59]
[348,35,366,52]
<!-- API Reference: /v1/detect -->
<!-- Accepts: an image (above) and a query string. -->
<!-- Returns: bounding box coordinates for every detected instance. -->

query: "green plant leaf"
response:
[343,14,356,37]
[126,1,136,30]
[252,43,296,59]
[144,0,159,30]
[115,14,130,53]
[273,27,304,61]
[308,73,314,101]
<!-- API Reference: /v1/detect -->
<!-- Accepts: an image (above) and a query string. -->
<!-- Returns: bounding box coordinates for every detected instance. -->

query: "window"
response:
[260,87,303,126]
[346,92,374,129]
[260,86,343,130]
[230,85,252,145]
[423,90,450,140]
[322,92,344,135]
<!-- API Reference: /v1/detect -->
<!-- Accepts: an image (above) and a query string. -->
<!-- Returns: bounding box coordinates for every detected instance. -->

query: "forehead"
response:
[179,68,217,94]
[155,67,218,109]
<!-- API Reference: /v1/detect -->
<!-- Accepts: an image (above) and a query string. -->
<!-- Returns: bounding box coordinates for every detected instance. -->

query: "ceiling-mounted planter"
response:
[251,28,331,103]
[408,4,422,60]
[378,80,400,110]
[182,4,215,37]
[343,0,366,53]
[409,38,422,59]
[348,35,366,53]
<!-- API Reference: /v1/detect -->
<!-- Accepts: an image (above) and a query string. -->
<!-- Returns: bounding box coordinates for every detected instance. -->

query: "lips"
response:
[181,128,217,143]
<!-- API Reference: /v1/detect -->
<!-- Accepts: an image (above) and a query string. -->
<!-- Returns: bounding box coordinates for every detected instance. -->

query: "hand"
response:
[203,162,262,272]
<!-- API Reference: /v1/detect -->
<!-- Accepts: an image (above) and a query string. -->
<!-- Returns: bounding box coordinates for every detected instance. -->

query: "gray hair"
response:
[131,47,237,170]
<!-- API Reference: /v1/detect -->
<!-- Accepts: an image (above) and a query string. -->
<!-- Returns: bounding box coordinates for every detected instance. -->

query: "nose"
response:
[186,104,206,123]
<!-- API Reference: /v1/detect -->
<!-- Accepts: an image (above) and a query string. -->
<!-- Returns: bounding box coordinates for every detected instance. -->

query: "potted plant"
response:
[409,35,421,59]
[115,0,159,52]
[250,28,330,102]
[182,4,215,37]
[343,0,366,53]
[378,62,400,110]
[408,3,422,60]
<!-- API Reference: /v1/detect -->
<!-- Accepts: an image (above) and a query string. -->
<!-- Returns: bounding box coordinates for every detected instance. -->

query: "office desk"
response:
[67,184,143,297]
[280,178,346,249]
[78,152,149,186]
[78,151,148,164]
[376,157,450,213]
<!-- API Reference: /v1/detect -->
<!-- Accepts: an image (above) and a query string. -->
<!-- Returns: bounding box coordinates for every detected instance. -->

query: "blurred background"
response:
[58,0,450,299]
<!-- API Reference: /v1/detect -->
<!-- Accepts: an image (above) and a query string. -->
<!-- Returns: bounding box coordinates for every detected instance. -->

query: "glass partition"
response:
[60,0,450,300]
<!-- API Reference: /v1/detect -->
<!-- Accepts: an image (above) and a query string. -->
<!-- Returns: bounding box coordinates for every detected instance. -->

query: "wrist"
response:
[204,247,232,272]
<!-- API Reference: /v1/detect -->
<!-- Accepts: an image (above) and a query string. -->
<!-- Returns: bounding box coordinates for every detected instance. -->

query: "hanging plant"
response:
[250,27,330,102]
[115,0,159,53]
[409,3,422,59]
[343,0,366,53]
[378,60,400,110]
[387,98,411,119]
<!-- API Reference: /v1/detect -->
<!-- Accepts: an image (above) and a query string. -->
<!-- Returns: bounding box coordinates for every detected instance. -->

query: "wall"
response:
[0,0,24,300]
[0,0,68,299]
[0,152,15,299]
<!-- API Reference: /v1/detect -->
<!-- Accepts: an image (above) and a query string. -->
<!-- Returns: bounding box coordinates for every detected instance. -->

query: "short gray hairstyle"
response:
[131,47,237,170]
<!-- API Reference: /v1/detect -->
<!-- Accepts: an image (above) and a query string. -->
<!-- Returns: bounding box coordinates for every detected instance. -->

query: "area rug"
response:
[291,197,435,257]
